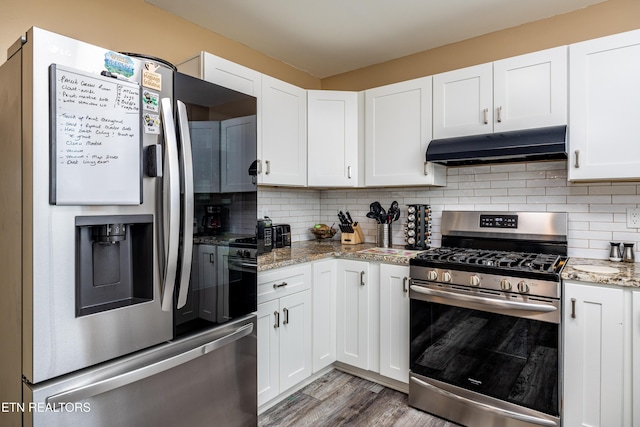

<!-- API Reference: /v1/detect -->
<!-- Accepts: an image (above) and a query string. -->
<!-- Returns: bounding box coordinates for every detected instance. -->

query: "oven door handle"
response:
[409,285,557,313]
[410,376,557,426]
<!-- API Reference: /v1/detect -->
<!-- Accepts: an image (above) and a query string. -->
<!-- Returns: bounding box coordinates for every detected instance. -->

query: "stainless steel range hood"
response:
[426,125,567,166]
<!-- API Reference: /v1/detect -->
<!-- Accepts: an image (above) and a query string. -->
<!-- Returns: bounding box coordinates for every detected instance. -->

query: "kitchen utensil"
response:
[346,211,354,224]
[389,201,400,222]
[338,212,354,233]
[623,242,635,262]
[609,242,622,261]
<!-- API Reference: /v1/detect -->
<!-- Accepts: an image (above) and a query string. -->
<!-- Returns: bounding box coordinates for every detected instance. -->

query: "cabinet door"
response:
[336,260,369,369]
[379,264,410,383]
[257,299,280,407]
[312,260,337,373]
[365,77,445,187]
[433,63,493,139]
[569,30,640,181]
[279,290,312,392]
[197,245,220,322]
[200,52,262,97]
[633,291,640,427]
[563,281,624,427]
[307,90,359,187]
[220,115,257,192]
[493,46,567,133]
[260,75,307,186]
[189,121,220,193]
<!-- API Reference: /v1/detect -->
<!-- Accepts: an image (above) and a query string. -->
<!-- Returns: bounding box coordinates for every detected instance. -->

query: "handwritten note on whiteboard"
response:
[50,64,142,205]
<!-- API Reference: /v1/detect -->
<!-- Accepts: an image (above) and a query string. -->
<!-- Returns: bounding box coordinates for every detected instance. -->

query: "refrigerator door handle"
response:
[45,323,254,406]
[175,100,194,309]
[159,98,180,312]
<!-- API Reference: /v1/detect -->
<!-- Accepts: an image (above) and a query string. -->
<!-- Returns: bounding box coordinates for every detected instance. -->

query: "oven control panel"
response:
[479,214,518,228]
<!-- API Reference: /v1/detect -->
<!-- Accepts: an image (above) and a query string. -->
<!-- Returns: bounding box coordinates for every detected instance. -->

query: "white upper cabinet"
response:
[433,63,493,139]
[433,46,567,139]
[260,75,307,186]
[365,77,446,187]
[178,52,261,97]
[568,29,640,181]
[307,90,361,187]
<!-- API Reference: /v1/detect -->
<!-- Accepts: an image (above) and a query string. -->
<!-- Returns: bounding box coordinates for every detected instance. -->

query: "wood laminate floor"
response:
[258,370,458,427]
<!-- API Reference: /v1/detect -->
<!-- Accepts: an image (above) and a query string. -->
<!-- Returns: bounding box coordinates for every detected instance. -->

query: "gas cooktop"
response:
[412,247,566,275]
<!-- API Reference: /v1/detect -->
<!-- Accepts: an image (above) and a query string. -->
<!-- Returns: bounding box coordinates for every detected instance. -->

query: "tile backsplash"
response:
[258,160,640,260]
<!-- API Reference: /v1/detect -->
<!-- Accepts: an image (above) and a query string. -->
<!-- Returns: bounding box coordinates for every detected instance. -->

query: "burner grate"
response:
[415,247,563,274]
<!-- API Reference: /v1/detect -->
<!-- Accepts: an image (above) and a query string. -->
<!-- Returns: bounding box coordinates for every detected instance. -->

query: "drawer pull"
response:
[274,311,280,328]
[273,281,288,289]
[283,308,289,325]
[571,298,576,318]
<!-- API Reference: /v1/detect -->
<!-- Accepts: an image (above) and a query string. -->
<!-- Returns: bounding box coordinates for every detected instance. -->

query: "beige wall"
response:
[322,0,640,90]
[2,0,640,91]
[0,0,322,88]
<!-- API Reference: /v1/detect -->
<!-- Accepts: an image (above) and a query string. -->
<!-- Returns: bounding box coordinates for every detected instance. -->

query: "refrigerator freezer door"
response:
[25,315,257,427]
[22,28,172,384]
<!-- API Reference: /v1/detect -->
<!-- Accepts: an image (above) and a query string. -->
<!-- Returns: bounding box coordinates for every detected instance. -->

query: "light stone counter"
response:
[562,257,640,287]
[258,240,427,272]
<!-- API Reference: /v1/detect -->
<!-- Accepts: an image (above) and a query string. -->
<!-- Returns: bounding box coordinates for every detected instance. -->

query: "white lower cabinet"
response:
[379,264,410,383]
[336,259,370,370]
[312,259,337,373]
[563,280,624,427]
[257,265,312,407]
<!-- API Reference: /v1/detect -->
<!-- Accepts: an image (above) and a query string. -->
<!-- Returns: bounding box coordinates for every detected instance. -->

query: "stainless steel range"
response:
[408,211,567,427]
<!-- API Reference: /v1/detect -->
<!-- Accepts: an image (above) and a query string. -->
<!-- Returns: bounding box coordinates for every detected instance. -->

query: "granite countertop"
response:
[257,240,427,272]
[562,257,640,287]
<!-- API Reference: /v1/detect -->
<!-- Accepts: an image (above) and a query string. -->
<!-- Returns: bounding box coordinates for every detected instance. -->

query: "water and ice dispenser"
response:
[75,215,153,316]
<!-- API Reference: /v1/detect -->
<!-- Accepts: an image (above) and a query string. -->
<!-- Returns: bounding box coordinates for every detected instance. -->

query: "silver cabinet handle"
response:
[209,254,215,264]
[403,277,408,293]
[483,108,489,125]
[159,98,180,312]
[410,376,557,426]
[273,281,288,289]
[348,165,352,179]
[497,106,503,123]
[265,160,271,175]
[574,150,580,169]
[46,323,254,406]
[283,308,289,325]
[360,271,365,286]
[175,100,194,310]
[257,159,262,174]
[423,162,429,176]
[571,298,576,318]
[274,311,280,328]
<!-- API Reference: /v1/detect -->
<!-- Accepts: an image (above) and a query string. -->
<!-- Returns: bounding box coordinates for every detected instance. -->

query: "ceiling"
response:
[146,0,606,79]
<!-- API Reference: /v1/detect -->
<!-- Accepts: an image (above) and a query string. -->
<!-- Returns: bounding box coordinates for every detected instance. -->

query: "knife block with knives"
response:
[338,211,364,245]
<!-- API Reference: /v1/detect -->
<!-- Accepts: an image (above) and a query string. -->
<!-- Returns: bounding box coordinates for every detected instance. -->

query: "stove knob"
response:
[500,279,512,291]
[236,249,244,257]
[442,271,452,282]
[427,270,438,281]
[470,275,481,287]
[517,281,530,293]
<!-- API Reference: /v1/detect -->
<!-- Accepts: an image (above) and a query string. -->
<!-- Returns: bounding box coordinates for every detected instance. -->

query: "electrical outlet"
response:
[627,208,640,228]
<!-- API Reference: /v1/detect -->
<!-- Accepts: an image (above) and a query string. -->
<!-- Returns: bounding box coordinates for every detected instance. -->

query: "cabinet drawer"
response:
[258,264,311,303]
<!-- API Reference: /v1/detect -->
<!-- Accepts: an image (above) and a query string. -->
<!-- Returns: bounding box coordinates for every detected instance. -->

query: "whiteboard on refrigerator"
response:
[49,64,142,205]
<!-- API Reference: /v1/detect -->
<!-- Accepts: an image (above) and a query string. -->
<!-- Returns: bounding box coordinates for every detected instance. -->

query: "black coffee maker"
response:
[202,205,223,235]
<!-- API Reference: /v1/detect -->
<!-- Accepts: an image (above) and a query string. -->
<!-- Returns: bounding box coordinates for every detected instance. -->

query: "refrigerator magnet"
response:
[142,62,162,91]
[142,90,159,112]
[143,113,160,134]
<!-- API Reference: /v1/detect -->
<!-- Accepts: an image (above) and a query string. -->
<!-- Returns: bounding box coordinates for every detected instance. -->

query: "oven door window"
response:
[410,299,559,416]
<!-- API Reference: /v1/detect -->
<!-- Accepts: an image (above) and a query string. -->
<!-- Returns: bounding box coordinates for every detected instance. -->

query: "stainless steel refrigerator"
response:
[0,27,258,427]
